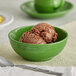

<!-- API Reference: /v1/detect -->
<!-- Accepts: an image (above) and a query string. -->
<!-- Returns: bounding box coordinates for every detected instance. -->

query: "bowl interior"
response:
[9,26,68,43]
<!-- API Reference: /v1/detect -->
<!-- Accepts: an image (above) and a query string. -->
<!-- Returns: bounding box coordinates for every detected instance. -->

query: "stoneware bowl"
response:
[8,26,68,62]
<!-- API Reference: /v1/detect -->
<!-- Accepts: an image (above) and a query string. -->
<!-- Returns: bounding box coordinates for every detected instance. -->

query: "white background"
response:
[0,0,76,44]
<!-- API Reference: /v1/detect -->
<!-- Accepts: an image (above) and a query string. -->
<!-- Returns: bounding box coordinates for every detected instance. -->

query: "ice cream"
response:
[19,23,57,44]
[19,31,46,44]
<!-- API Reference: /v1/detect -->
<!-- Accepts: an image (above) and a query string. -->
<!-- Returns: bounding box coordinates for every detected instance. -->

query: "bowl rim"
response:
[8,25,68,46]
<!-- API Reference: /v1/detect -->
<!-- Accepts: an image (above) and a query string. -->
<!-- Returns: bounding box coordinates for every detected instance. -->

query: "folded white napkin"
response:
[0,66,73,76]
[0,67,54,76]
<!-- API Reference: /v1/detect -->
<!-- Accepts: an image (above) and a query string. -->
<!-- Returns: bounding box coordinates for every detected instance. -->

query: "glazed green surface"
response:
[8,26,68,61]
[20,1,73,19]
[34,0,65,13]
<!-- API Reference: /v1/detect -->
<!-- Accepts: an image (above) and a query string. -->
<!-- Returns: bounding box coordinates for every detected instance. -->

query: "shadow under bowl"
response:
[8,26,68,62]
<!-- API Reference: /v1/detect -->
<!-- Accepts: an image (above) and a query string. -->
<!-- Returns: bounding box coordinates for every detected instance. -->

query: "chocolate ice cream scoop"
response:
[19,31,46,44]
[19,23,57,44]
[30,23,57,43]
[30,23,54,34]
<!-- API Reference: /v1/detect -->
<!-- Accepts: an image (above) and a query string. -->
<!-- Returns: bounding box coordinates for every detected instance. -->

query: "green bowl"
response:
[8,26,68,62]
